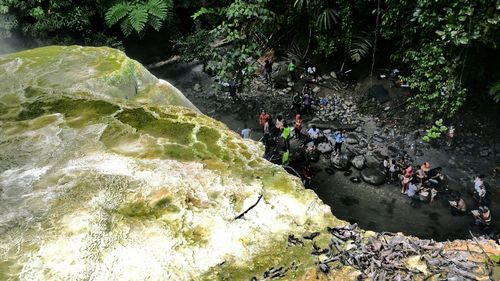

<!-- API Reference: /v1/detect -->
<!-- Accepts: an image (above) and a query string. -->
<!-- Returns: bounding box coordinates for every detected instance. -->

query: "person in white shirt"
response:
[240,127,251,139]
[307,125,320,139]
[473,175,486,204]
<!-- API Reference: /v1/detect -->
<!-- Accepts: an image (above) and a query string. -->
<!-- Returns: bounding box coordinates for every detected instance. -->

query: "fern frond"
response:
[148,15,162,31]
[128,6,148,33]
[120,18,133,36]
[147,0,171,20]
[105,3,130,27]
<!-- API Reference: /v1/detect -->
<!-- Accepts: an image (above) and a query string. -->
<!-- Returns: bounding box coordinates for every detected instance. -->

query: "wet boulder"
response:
[317,142,333,154]
[345,135,359,145]
[360,168,386,186]
[331,154,351,170]
[351,155,366,170]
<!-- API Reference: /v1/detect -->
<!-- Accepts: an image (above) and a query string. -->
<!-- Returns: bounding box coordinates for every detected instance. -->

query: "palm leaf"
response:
[348,33,372,62]
[489,80,500,103]
[294,0,309,9]
[128,6,148,33]
[316,8,338,31]
[105,3,130,27]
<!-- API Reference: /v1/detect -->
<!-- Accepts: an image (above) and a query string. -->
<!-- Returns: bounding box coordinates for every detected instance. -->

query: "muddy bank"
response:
[151,61,500,241]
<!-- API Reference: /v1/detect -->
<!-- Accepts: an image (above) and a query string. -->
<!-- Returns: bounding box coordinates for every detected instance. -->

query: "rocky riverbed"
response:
[152,60,500,241]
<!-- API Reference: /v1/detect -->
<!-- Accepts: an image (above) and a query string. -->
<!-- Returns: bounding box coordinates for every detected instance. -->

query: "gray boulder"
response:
[331,154,351,170]
[360,168,386,186]
[317,142,333,154]
[345,136,359,145]
[351,155,366,170]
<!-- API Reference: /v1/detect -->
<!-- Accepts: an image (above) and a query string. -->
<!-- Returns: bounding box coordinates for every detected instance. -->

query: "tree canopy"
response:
[1,0,499,120]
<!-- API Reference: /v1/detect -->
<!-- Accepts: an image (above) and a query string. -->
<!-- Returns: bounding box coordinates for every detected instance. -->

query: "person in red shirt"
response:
[259,110,270,132]
[303,163,313,188]
[294,114,302,139]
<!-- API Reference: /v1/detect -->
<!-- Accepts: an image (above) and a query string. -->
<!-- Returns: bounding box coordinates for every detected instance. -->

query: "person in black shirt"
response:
[426,167,444,188]
[264,60,272,84]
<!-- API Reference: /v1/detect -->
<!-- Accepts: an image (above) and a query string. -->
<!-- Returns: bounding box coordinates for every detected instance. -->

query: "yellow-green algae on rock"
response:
[0,46,343,281]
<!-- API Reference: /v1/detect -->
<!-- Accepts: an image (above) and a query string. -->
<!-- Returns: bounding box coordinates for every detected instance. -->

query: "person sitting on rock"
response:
[401,164,413,194]
[472,206,491,227]
[383,157,390,180]
[493,164,500,178]
[389,159,399,184]
[415,165,426,183]
[473,175,487,204]
[421,161,431,175]
[426,167,443,188]
[308,65,318,82]
[406,177,420,200]
[448,194,466,216]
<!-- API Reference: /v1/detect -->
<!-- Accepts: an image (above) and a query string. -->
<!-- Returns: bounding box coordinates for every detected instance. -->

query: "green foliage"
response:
[422,119,448,142]
[489,80,500,103]
[314,34,337,57]
[0,0,122,47]
[105,0,173,36]
[347,33,372,63]
[316,8,338,31]
[382,0,500,118]
[404,43,467,118]
[176,29,212,64]
[183,0,276,92]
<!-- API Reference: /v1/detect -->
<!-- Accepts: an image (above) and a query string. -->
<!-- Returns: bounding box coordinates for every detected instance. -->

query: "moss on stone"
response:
[261,169,294,193]
[196,126,221,156]
[118,200,163,219]
[201,235,318,281]
[183,225,209,246]
[16,98,119,128]
[116,108,195,144]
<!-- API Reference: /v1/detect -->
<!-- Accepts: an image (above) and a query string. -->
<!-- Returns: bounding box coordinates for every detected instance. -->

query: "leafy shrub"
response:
[422,119,448,142]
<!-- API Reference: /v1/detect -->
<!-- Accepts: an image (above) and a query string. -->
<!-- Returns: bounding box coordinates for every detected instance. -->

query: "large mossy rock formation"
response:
[0,46,342,280]
[0,46,498,281]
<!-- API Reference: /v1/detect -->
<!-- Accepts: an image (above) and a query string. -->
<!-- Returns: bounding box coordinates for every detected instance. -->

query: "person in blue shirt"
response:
[334,130,345,155]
